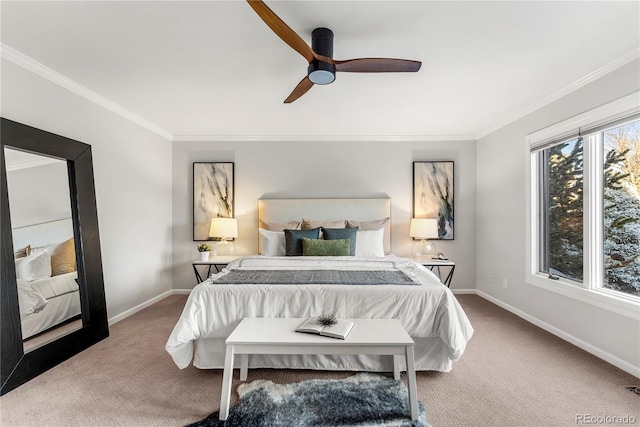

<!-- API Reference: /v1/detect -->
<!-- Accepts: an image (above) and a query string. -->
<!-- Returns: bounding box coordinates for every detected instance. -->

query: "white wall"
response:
[172,139,477,290]
[1,59,174,320]
[476,59,640,375]
[6,161,71,229]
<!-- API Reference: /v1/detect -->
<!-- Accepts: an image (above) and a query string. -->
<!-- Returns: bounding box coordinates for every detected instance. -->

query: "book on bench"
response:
[295,318,355,340]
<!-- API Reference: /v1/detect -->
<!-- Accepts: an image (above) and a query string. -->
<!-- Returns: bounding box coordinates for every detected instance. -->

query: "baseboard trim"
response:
[108,290,175,325]
[476,290,640,379]
[451,289,476,294]
[172,289,193,295]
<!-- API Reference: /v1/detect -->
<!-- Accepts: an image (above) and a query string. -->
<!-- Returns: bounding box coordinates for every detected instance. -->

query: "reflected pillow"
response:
[355,229,385,257]
[284,228,320,256]
[321,227,358,256]
[51,237,76,276]
[301,219,346,230]
[29,245,52,256]
[14,245,30,259]
[259,228,286,256]
[302,238,350,256]
[17,250,52,281]
[14,257,26,278]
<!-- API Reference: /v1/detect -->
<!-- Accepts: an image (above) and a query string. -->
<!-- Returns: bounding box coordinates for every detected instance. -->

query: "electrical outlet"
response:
[502,279,508,289]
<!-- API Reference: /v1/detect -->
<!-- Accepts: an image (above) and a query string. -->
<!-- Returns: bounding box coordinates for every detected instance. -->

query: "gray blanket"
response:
[209,269,417,286]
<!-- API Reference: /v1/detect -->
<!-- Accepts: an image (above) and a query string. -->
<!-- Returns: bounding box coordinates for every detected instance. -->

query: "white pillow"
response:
[14,257,26,279]
[259,228,286,256]
[17,280,48,319]
[17,250,52,282]
[355,228,385,257]
[29,246,51,255]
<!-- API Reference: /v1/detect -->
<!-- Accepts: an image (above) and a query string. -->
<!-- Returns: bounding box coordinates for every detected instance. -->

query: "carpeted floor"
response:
[1,294,638,427]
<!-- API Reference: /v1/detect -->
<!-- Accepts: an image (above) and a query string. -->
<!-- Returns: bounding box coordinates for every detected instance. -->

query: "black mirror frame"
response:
[1,118,109,395]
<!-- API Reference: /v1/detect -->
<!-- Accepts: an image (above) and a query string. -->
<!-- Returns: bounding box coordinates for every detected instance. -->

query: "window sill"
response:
[527,273,640,320]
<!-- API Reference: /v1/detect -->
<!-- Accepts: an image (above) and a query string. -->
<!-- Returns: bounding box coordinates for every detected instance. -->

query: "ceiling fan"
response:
[246,0,422,103]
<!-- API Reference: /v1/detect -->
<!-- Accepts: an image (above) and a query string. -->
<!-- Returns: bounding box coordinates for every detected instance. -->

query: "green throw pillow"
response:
[302,238,350,256]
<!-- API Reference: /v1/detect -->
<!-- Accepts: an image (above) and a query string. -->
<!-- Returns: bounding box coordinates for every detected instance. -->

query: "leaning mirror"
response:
[5,148,83,352]
[1,118,109,395]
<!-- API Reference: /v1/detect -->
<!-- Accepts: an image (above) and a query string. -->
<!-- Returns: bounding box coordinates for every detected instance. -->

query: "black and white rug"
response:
[187,373,430,427]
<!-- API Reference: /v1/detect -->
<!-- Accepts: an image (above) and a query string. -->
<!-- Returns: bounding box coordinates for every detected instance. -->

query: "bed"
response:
[13,219,82,340]
[166,198,473,373]
[18,272,80,339]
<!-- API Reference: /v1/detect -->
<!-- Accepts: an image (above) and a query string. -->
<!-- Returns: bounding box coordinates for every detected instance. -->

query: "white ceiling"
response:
[1,1,639,140]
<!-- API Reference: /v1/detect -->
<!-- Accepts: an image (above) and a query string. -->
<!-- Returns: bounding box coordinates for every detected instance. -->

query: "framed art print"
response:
[193,162,234,241]
[413,161,454,240]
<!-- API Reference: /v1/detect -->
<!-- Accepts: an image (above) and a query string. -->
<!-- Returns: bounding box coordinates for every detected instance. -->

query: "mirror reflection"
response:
[5,147,82,352]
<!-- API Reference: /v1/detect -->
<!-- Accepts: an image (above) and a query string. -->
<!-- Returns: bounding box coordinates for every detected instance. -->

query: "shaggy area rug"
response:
[187,373,430,427]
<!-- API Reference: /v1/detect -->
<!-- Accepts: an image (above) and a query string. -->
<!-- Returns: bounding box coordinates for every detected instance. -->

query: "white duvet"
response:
[20,272,80,339]
[28,271,78,299]
[166,256,474,372]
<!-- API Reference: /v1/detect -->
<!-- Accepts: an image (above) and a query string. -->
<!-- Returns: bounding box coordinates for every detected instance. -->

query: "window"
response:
[603,121,640,296]
[527,92,640,317]
[539,137,584,282]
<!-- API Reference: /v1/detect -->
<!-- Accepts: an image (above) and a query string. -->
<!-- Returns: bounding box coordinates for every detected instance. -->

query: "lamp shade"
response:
[409,218,438,239]
[209,218,238,239]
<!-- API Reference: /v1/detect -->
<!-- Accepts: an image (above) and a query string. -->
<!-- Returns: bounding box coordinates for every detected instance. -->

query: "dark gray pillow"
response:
[321,226,358,256]
[284,228,321,256]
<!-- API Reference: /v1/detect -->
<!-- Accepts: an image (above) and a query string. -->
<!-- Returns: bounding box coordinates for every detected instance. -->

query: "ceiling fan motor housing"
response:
[308,27,336,85]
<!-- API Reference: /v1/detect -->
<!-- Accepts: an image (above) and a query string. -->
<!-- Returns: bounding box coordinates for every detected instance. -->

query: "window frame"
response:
[525,92,640,319]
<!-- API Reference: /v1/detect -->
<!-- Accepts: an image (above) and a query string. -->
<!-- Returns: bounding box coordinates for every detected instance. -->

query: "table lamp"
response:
[409,218,438,259]
[209,218,238,256]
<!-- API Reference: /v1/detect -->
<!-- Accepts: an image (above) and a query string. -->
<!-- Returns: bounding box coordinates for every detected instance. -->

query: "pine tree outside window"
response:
[539,137,584,282]
[526,93,639,317]
[603,121,640,296]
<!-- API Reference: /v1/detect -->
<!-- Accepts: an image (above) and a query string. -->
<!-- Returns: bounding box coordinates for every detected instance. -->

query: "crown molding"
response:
[527,91,640,147]
[2,43,473,143]
[476,48,640,140]
[171,134,477,142]
[5,156,59,172]
[3,43,636,144]
[1,43,173,141]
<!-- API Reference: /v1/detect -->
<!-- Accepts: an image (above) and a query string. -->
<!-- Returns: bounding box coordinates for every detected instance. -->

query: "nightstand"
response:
[192,255,241,284]
[414,258,455,287]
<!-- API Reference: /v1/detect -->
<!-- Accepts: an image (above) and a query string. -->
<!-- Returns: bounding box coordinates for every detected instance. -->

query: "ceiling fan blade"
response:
[247,0,315,63]
[335,58,421,73]
[284,76,314,103]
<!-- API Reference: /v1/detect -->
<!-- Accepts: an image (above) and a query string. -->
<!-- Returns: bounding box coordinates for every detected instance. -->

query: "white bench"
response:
[219,317,418,421]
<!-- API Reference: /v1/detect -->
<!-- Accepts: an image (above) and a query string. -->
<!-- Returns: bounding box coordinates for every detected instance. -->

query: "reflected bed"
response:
[19,272,80,339]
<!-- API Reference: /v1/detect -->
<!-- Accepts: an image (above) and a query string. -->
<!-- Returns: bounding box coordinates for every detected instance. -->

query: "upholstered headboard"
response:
[258,198,391,254]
